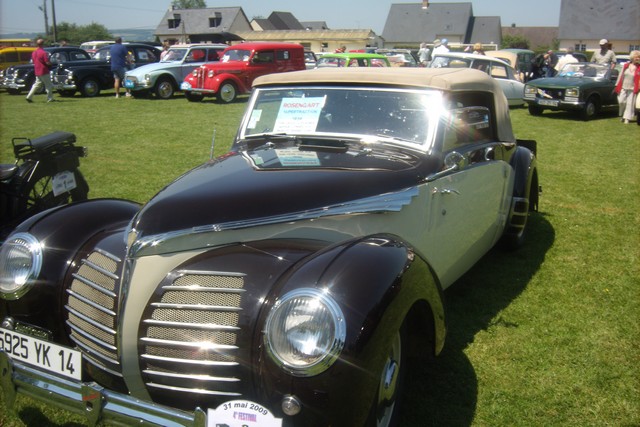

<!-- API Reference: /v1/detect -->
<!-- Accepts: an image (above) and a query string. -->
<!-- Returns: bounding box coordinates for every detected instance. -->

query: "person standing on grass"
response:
[25,38,55,103]
[614,50,640,124]
[110,37,131,98]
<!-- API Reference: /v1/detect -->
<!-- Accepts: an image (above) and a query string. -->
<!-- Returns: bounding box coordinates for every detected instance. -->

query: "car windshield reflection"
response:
[162,48,187,62]
[558,63,609,78]
[241,87,443,149]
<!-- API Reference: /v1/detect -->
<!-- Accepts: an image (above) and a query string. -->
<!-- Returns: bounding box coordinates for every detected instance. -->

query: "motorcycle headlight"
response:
[0,233,43,300]
[265,288,345,377]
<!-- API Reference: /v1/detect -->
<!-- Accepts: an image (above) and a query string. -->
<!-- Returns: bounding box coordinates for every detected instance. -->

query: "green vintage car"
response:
[316,52,390,68]
[523,62,619,120]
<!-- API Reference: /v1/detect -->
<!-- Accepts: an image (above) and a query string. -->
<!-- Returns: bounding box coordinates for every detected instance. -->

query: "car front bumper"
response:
[0,351,206,427]
[524,96,584,110]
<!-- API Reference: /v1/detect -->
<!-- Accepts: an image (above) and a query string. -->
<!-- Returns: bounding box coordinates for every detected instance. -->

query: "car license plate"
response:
[538,99,559,107]
[124,79,134,88]
[52,170,77,197]
[0,327,82,380]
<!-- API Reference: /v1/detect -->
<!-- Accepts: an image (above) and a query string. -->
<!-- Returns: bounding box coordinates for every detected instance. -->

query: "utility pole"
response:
[51,0,58,43]
[38,0,50,35]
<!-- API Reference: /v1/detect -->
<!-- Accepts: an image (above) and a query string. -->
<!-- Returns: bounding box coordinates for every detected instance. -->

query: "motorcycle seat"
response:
[0,164,18,181]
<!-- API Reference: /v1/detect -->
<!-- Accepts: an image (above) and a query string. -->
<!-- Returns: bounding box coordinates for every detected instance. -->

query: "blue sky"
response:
[1,0,561,35]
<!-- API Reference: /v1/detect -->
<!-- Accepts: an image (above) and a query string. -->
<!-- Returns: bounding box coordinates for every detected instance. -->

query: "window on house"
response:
[168,14,181,29]
[575,44,586,51]
[209,13,222,28]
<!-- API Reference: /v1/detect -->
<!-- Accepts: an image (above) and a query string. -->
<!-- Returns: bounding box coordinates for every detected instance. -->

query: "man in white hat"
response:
[433,38,449,55]
[591,38,616,69]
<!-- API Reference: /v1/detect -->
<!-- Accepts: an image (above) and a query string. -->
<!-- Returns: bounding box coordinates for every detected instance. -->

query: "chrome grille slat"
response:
[146,382,242,396]
[140,337,238,350]
[140,354,238,366]
[150,302,241,312]
[142,319,240,331]
[143,369,240,382]
[140,272,245,401]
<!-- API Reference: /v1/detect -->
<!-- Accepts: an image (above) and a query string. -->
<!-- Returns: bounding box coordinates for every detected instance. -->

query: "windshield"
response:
[558,63,609,78]
[241,86,444,150]
[429,56,472,68]
[222,49,251,62]
[162,48,187,62]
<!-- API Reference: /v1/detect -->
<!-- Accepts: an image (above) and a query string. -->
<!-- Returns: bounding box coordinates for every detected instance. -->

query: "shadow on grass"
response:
[16,406,85,427]
[400,212,555,426]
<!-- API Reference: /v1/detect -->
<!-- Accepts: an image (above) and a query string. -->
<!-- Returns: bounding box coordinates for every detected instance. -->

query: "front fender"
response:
[212,73,249,93]
[2,198,139,341]
[512,140,537,199]
[257,234,445,425]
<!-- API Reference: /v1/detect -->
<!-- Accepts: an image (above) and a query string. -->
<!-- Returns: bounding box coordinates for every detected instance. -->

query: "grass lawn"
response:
[0,88,638,426]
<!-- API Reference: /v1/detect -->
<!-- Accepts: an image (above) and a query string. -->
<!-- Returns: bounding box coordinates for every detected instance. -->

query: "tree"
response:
[501,34,529,50]
[53,22,112,45]
[171,0,206,8]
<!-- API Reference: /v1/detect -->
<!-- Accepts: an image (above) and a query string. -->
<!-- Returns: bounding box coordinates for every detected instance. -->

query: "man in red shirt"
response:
[26,38,55,103]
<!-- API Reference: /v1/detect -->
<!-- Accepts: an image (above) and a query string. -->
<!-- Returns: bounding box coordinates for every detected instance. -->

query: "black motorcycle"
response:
[0,131,89,239]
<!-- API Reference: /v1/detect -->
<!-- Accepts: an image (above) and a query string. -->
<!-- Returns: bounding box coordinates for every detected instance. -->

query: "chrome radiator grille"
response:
[140,271,245,400]
[65,248,122,376]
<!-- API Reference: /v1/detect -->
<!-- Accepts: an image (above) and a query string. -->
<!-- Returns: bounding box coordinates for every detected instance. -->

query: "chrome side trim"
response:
[129,186,419,257]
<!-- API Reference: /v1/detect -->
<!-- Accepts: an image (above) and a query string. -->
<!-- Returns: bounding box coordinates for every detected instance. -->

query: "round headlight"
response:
[0,233,43,300]
[265,288,345,377]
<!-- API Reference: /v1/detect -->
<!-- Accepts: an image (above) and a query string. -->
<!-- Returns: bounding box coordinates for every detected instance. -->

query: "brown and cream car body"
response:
[0,68,538,426]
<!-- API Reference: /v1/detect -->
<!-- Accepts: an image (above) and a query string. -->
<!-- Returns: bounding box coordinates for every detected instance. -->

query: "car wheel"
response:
[580,97,598,120]
[528,104,544,116]
[366,325,406,427]
[216,81,237,103]
[185,92,204,102]
[154,77,174,99]
[80,78,100,97]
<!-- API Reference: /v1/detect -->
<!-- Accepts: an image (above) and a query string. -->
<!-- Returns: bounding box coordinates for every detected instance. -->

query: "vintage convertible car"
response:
[0,68,538,427]
[523,62,619,120]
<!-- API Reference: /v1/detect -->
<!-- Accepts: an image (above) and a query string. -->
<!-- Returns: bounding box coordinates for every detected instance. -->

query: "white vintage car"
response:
[429,52,527,106]
[0,68,539,427]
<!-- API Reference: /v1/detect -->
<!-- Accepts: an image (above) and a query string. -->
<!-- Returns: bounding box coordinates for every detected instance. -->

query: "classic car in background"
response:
[485,48,535,81]
[523,62,619,120]
[0,67,539,427]
[375,49,420,67]
[181,42,306,103]
[315,52,390,68]
[2,47,91,94]
[124,43,228,99]
[428,52,526,106]
[304,50,317,69]
[52,43,161,97]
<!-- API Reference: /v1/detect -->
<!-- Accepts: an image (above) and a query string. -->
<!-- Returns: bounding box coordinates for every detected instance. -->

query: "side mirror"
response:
[426,151,465,182]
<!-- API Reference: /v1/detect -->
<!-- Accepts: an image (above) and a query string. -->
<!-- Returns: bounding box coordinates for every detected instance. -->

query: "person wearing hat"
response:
[591,38,616,69]
[433,38,449,55]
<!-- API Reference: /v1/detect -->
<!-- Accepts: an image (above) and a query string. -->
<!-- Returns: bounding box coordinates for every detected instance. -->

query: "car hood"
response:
[126,61,180,76]
[57,59,108,69]
[131,144,438,239]
[528,77,603,88]
[200,60,250,71]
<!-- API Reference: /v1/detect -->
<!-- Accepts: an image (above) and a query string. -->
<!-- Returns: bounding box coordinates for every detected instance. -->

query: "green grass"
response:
[1,89,639,426]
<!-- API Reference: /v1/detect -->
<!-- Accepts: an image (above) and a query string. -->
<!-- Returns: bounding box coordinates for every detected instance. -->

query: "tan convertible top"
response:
[254,68,515,142]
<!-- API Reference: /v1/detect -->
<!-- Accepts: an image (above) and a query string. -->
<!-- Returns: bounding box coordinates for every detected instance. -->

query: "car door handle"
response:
[439,188,460,195]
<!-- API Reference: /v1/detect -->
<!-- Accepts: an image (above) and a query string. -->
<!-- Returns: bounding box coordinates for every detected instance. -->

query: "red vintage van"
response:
[181,42,305,103]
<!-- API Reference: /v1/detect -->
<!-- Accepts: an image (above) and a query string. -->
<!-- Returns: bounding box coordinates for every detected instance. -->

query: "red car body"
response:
[181,42,306,103]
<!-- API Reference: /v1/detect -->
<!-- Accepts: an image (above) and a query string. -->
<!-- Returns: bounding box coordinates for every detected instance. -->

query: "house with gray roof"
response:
[251,11,305,31]
[558,0,640,53]
[381,2,502,49]
[154,7,252,44]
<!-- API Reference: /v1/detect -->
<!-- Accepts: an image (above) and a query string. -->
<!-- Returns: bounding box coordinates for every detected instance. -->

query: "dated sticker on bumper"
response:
[208,400,282,427]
